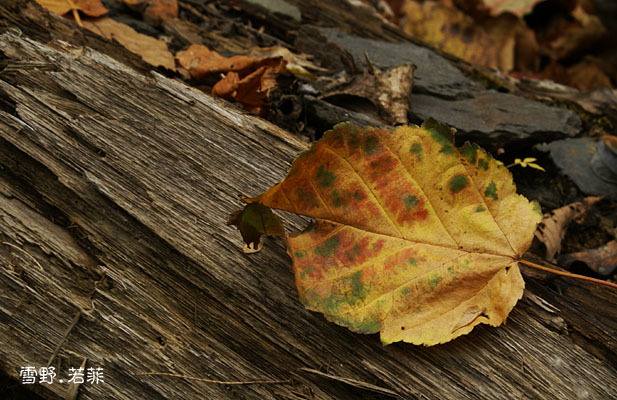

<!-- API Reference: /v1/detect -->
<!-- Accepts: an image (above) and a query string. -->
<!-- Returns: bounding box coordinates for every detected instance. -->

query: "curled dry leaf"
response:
[242,120,541,345]
[212,58,286,116]
[227,203,284,254]
[534,196,602,262]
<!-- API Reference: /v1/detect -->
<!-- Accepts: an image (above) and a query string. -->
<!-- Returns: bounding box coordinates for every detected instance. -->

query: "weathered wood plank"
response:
[0,3,616,400]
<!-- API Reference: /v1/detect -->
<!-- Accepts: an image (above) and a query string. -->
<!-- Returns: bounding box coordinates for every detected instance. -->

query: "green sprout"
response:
[505,157,545,172]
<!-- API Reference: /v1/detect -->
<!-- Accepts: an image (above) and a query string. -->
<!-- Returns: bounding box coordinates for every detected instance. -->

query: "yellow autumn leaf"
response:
[246,120,541,345]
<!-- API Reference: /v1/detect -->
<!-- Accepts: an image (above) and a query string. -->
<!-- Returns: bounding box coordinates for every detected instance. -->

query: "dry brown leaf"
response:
[321,56,415,124]
[176,44,269,80]
[534,196,602,262]
[177,44,287,115]
[83,17,175,70]
[212,58,287,115]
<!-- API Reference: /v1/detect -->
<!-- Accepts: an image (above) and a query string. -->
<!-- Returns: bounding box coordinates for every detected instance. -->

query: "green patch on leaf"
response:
[478,158,489,170]
[485,182,498,200]
[401,286,411,295]
[403,194,419,210]
[314,236,341,257]
[334,311,382,334]
[331,190,343,208]
[346,243,360,261]
[449,174,469,194]
[410,143,423,160]
[316,164,337,188]
[320,292,346,317]
[296,187,319,208]
[294,251,305,258]
[475,205,485,212]
[422,118,455,155]
[461,143,477,164]
[353,314,382,333]
[346,270,368,305]
[408,258,418,266]
[364,135,381,155]
[531,200,542,216]
[448,266,455,277]
[429,273,442,288]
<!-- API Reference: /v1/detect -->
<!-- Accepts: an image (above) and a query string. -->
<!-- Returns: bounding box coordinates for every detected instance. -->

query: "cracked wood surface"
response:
[0,2,616,399]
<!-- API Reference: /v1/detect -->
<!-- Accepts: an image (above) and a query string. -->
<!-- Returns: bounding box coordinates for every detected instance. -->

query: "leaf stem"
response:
[519,259,617,289]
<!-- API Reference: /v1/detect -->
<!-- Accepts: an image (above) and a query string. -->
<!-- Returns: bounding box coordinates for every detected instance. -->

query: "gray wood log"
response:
[1,2,616,400]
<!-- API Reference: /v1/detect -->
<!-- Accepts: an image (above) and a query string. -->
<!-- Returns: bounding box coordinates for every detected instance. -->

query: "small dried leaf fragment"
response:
[246,120,541,345]
[534,197,602,262]
[227,203,284,253]
[321,56,415,125]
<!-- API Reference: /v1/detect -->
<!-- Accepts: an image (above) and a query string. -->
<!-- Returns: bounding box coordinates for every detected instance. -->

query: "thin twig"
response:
[519,259,617,289]
[2,242,44,272]
[136,372,290,385]
[47,311,82,368]
[299,368,400,398]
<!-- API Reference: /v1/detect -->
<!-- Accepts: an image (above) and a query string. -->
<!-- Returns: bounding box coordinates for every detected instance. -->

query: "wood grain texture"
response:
[0,2,616,399]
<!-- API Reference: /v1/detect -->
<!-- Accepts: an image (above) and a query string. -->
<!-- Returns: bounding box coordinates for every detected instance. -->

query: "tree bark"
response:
[0,1,616,399]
